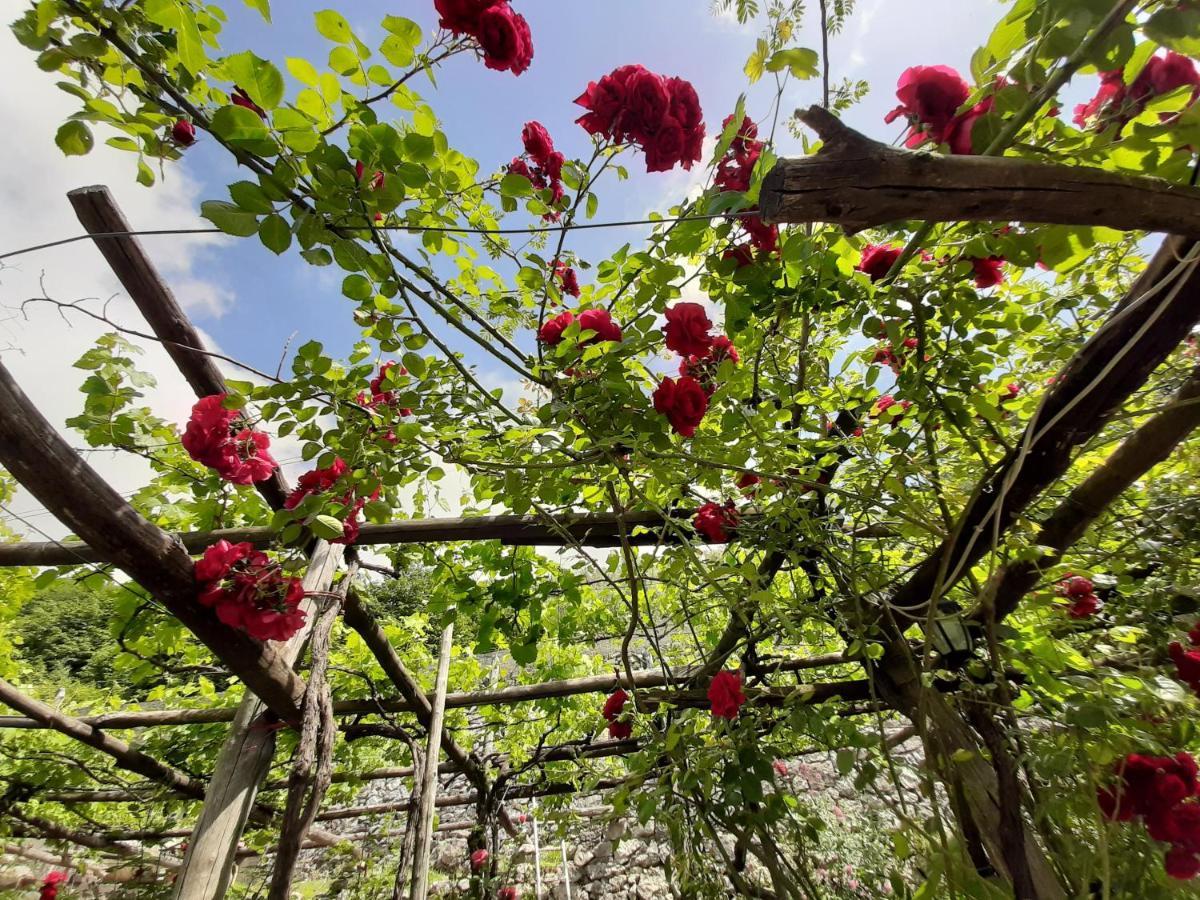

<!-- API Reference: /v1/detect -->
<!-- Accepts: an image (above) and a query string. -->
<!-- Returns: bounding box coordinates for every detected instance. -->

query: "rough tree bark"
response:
[760,106,1200,236]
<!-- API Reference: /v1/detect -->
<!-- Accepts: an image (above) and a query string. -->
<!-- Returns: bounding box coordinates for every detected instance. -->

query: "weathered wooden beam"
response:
[67,184,290,509]
[888,236,1200,621]
[0,511,689,567]
[0,359,306,721]
[977,362,1200,622]
[0,678,206,801]
[760,106,1200,236]
[0,654,851,730]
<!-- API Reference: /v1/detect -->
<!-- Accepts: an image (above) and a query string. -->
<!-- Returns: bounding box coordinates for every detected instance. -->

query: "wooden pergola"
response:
[2,100,1200,899]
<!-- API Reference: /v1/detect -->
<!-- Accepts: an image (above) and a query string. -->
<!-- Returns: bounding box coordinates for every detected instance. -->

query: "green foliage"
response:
[11,582,128,688]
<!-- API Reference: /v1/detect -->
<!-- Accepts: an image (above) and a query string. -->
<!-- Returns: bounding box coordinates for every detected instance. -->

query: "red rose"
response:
[521,121,554,167]
[171,119,196,146]
[476,3,532,76]
[707,670,746,719]
[970,256,1005,289]
[1074,70,1127,128]
[498,888,519,900]
[668,77,704,133]
[553,262,580,298]
[470,848,490,870]
[736,472,761,491]
[857,244,903,282]
[507,157,534,181]
[542,150,564,183]
[195,541,307,642]
[644,115,686,173]
[885,65,970,147]
[742,215,779,254]
[1137,51,1200,102]
[574,67,636,138]
[1057,575,1094,598]
[354,161,385,191]
[652,376,709,437]
[538,310,574,346]
[624,68,671,140]
[181,394,278,485]
[577,308,622,344]
[602,688,632,739]
[723,243,755,268]
[1166,846,1200,880]
[693,501,738,543]
[662,302,713,357]
[1171,642,1200,696]
[434,0,502,34]
[1067,594,1100,619]
[709,336,739,365]
[231,87,266,118]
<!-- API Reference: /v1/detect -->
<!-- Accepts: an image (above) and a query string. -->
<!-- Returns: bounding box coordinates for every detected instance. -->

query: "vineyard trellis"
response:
[2,0,1200,898]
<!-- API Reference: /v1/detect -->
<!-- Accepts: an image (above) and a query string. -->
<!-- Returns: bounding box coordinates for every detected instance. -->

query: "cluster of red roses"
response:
[693,501,739,543]
[1169,620,1200,698]
[497,887,518,900]
[285,457,377,545]
[538,308,623,348]
[575,64,704,173]
[1099,752,1200,880]
[714,115,780,267]
[182,394,278,485]
[1075,51,1200,132]
[507,121,566,220]
[857,243,1006,289]
[652,302,739,438]
[194,540,307,642]
[1057,574,1100,619]
[40,872,67,900]
[884,64,994,155]
[602,688,632,739]
[434,0,532,75]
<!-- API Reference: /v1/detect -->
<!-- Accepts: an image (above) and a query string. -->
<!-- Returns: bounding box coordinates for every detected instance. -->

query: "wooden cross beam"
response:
[760,106,1200,236]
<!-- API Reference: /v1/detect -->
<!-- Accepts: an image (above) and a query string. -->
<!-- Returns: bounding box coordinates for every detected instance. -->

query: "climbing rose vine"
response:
[181,394,278,485]
[194,540,306,642]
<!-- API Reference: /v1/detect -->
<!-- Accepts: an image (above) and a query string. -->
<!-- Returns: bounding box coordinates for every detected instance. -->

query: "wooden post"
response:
[173,543,343,900]
[66,185,291,510]
[409,624,454,900]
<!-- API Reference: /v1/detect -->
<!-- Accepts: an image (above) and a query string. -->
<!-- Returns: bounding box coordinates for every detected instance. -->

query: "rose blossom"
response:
[708,670,746,719]
[171,119,196,146]
[663,302,714,357]
[469,848,490,870]
[693,501,739,543]
[857,244,902,282]
[476,3,533,75]
[602,688,632,739]
[652,376,709,437]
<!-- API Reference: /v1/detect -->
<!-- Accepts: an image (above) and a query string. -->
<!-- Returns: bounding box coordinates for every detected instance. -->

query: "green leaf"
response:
[763,47,819,80]
[175,5,205,75]
[201,200,260,237]
[224,51,285,110]
[315,9,353,44]
[744,38,768,84]
[55,120,93,156]
[301,248,333,266]
[229,180,274,214]
[242,0,271,22]
[210,105,274,155]
[401,352,426,379]
[259,214,291,255]
[286,57,319,87]
[1145,9,1200,57]
[835,748,855,775]
[500,173,533,198]
[310,514,346,540]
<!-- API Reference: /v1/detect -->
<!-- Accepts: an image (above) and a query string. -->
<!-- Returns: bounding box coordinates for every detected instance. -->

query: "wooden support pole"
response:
[0,654,852,731]
[409,624,454,900]
[0,511,692,567]
[760,106,1200,236]
[173,542,344,900]
[66,185,290,509]
[0,359,305,721]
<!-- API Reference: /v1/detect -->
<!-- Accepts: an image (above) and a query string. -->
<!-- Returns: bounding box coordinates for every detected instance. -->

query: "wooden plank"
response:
[760,106,1200,236]
[173,542,343,900]
[0,511,690,567]
[0,359,305,721]
[409,624,453,900]
[67,185,290,510]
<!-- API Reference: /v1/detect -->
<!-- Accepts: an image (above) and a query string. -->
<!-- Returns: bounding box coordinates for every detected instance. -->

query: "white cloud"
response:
[0,26,235,541]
